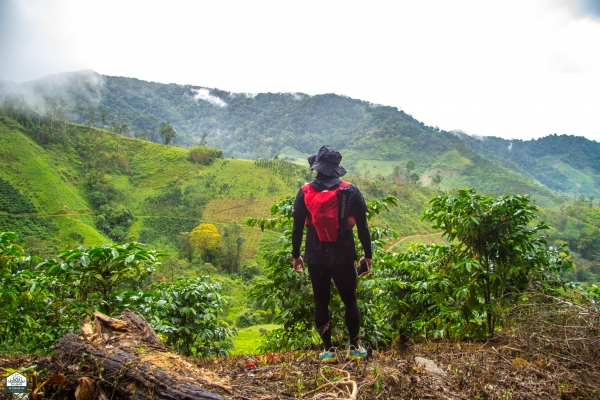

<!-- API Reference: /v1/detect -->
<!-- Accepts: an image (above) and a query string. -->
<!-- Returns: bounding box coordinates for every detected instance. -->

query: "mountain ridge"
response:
[1,70,598,199]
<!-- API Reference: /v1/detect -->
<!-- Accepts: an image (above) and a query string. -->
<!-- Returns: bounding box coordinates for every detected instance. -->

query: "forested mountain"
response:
[0,112,436,259]
[458,133,600,197]
[1,70,598,201]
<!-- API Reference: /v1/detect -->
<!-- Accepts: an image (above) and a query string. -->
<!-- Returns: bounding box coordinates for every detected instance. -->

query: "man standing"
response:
[291,145,372,363]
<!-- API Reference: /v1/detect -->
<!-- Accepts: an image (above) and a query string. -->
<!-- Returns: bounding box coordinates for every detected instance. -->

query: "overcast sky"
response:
[1,0,599,142]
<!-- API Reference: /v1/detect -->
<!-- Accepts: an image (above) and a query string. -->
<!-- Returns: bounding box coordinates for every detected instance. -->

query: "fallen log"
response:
[49,310,231,400]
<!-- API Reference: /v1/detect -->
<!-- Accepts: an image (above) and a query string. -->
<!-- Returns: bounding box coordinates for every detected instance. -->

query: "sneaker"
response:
[345,345,367,361]
[318,348,339,364]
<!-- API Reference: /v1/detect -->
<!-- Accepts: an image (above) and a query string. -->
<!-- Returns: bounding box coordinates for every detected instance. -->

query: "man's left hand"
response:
[358,257,372,276]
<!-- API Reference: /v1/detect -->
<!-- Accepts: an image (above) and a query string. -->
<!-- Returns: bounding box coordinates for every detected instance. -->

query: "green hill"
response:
[0,114,440,265]
[2,71,596,201]
[458,133,600,198]
[0,117,89,214]
[0,116,290,256]
[0,116,106,249]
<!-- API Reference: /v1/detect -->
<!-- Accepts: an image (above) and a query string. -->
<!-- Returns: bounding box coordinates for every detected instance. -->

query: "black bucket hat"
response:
[308,145,347,177]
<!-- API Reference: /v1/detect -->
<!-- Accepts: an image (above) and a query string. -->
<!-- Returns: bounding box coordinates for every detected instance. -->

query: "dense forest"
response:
[458,132,600,197]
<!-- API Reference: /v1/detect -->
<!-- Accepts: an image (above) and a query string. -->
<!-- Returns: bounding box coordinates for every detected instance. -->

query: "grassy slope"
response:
[354,153,563,208]
[0,117,307,258]
[112,150,299,259]
[0,118,107,245]
[0,118,89,214]
[548,157,596,194]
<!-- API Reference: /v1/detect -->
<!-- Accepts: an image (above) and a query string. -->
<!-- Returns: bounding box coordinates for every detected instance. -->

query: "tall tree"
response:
[219,221,245,273]
[393,165,401,177]
[100,107,108,127]
[58,98,68,134]
[85,107,96,127]
[190,223,221,264]
[409,172,419,185]
[120,124,130,136]
[405,160,415,176]
[160,121,176,145]
[431,173,442,188]
[44,96,58,131]
[199,132,208,146]
[177,232,194,262]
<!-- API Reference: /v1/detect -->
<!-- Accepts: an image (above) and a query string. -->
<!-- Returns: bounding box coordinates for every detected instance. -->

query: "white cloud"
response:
[191,88,227,107]
[289,92,307,101]
[549,17,600,73]
[229,92,257,99]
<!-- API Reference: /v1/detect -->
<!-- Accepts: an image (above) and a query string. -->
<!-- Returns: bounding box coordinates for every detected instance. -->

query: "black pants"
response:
[308,263,361,349]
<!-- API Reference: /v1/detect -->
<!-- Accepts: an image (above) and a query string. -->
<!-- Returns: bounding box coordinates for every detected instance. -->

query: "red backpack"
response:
[302,181,355,242]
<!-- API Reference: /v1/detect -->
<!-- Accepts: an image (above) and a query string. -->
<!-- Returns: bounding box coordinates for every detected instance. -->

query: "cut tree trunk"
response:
[49,310,231,400]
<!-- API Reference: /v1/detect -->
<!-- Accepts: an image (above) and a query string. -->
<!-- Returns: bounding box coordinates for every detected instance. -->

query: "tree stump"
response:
[49,310,231,400]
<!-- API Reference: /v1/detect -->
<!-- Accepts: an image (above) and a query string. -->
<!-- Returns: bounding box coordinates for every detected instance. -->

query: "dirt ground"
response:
[2,338,599,400]
[3,296,599,400]
[189,339,599,400]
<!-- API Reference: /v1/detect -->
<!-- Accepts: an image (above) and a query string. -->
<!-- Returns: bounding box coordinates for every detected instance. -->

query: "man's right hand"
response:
[293,256,304,273]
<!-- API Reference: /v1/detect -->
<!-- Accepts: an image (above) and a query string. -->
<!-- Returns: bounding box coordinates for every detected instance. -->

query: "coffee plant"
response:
[245,189,575,351]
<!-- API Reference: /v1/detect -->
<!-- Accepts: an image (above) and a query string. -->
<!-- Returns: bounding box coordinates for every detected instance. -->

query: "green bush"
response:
[239,261,262,281]
[88,191,109,208]
[96,204,134,241]
[115,277,235,356]
[235,311,259,328]
[0,233,46,352]
[421,189,573,337]
[1,236,235,357]
[0,238,162,352]
[188,145,223,165]
[234,308,275,328]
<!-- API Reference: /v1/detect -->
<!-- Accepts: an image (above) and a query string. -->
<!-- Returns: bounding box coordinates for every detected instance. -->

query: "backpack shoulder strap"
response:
[337,181,354,233]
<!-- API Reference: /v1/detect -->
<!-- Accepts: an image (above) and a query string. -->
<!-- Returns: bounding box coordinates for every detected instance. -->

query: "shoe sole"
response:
[320,358,339,364]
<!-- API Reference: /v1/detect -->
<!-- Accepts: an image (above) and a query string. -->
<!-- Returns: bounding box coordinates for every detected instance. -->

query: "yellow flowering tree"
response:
[190,223,221,264]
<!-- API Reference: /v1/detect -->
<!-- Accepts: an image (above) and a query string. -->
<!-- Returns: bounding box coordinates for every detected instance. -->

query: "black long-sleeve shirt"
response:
[291,174,372,266]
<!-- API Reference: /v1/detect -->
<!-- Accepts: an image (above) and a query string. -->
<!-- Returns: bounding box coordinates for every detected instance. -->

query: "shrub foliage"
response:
[245,189,574,351]
[0,234,234,355]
